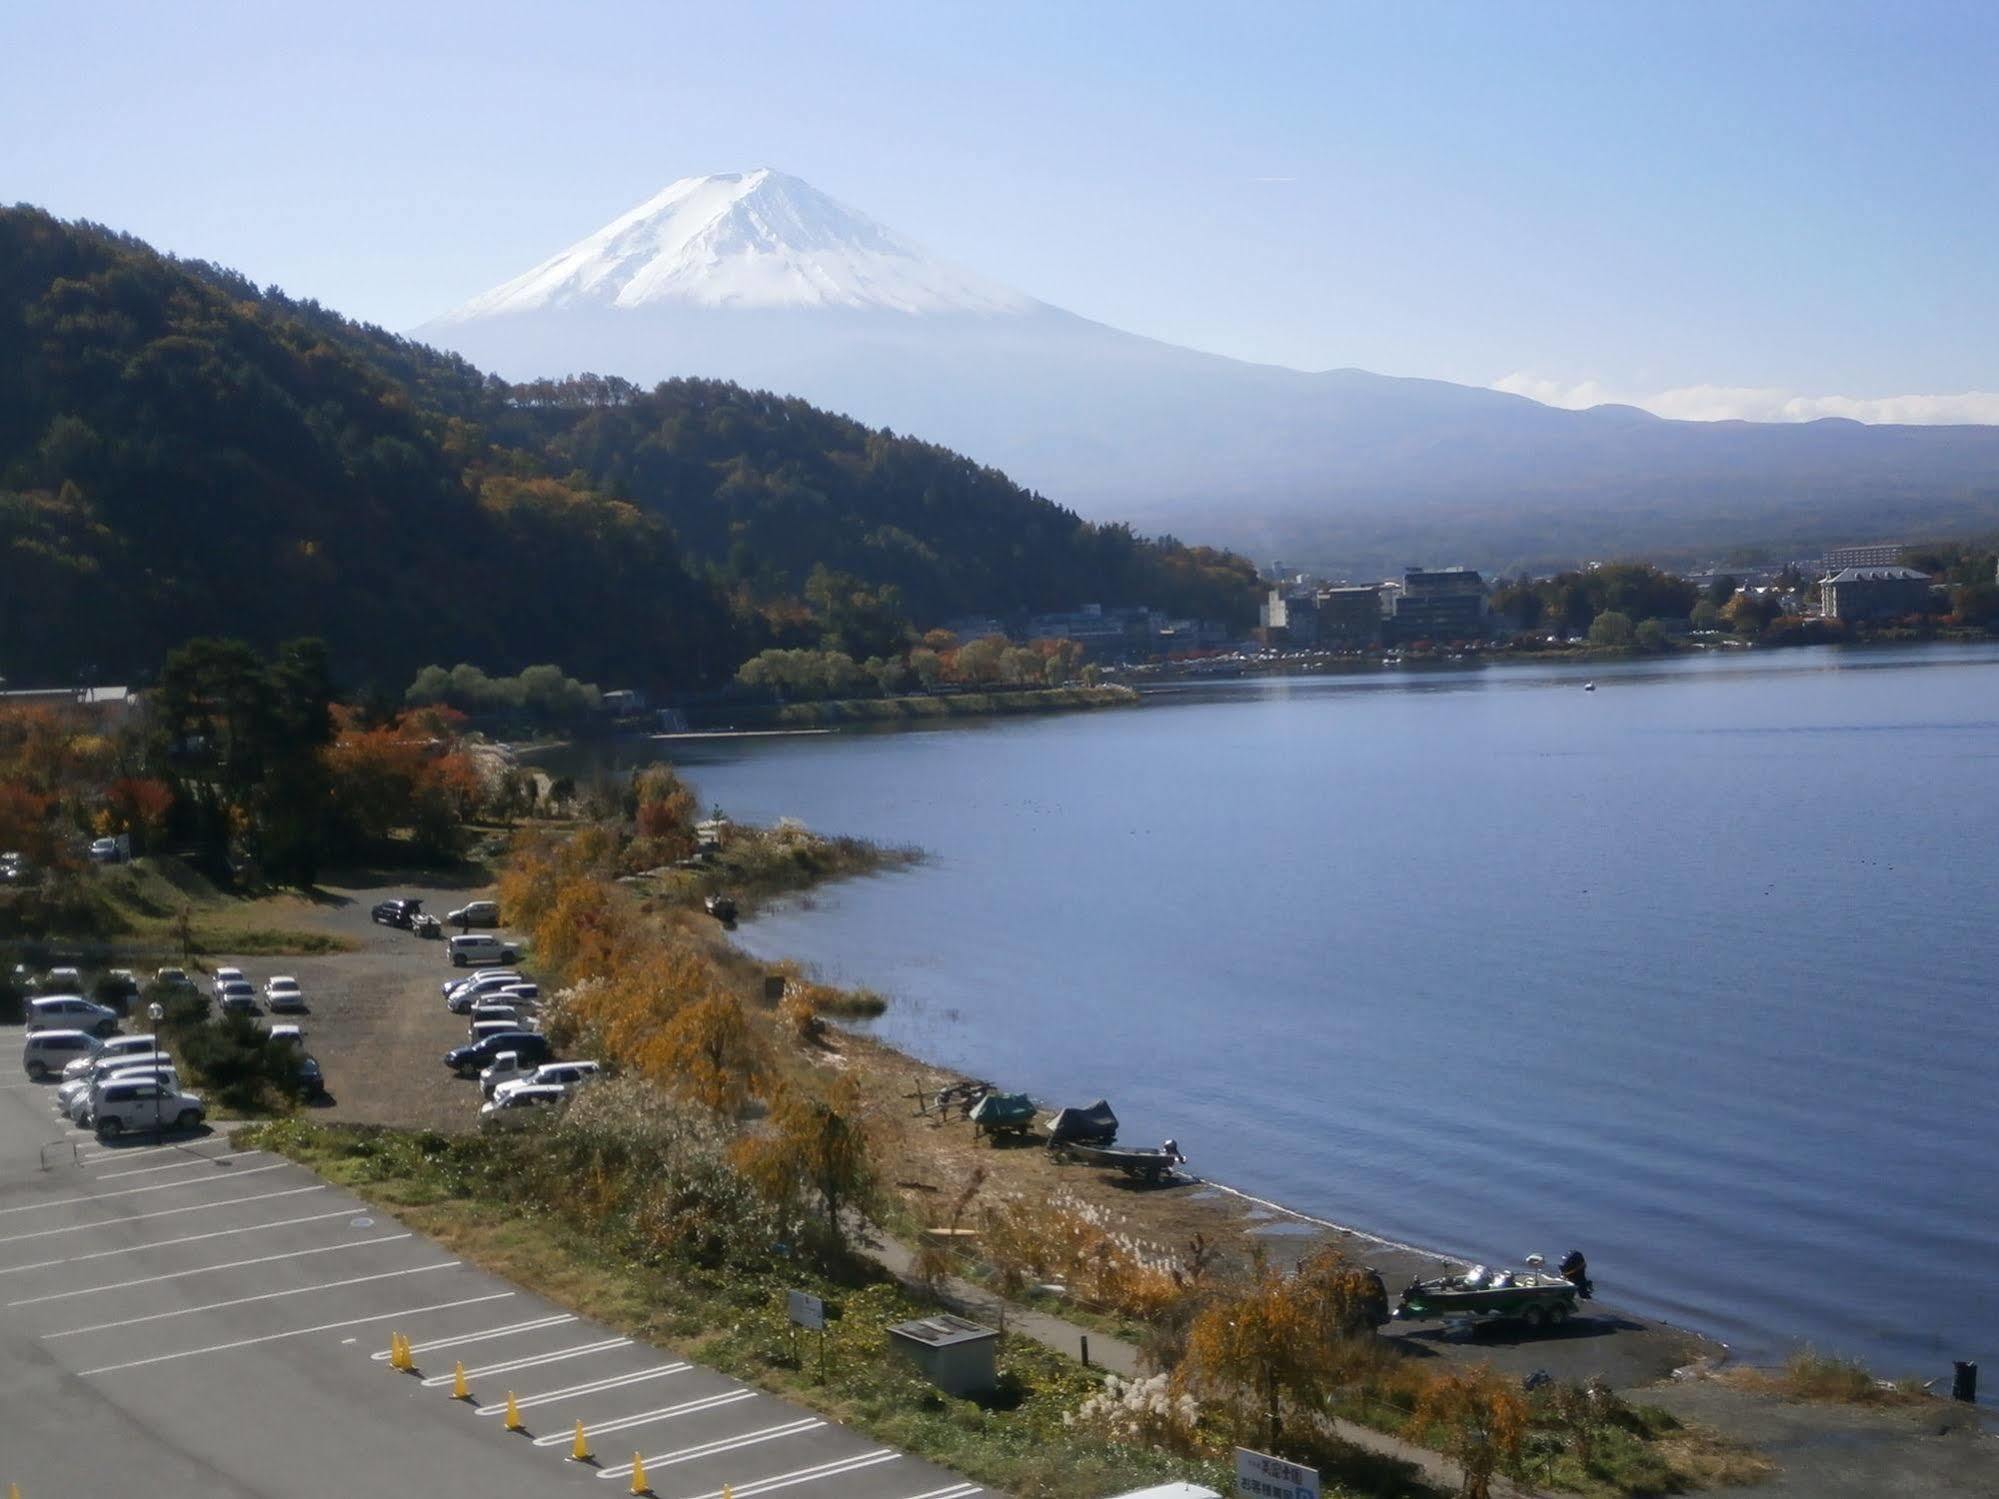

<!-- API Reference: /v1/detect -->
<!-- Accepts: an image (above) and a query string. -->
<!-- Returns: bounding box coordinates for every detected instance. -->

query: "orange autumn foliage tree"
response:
[102,776,175,850]
[1409,1365,1529,1499]
[651,993,767,1113]
[1180,1246,1386,1451]
[735,1076,878,1253]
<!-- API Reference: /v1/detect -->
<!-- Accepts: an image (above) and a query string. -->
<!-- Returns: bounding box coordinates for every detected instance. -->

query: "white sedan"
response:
[479,1084,568,1126]
[493,1061,601,1104]
[264,976,307,1012]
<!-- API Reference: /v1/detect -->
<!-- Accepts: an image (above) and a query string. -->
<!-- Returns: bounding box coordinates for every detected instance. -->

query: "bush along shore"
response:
[688,682,1139,729]
[258,779,1787,1498]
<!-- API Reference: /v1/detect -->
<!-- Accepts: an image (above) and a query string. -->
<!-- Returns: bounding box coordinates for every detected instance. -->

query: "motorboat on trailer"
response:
[1395,1250,1593,1329]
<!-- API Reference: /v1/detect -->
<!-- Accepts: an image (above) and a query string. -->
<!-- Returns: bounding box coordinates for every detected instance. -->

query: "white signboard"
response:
[787,1290,825,1330]
[1234,1447,1319,1499]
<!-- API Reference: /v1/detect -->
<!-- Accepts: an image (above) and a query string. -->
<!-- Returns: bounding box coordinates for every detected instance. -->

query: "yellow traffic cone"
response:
[570,1418,593,1463]
[9,1482,21,1499]
[629,1452,649,1495]
[504,1391,523,1431]
[452,1360,469,1400]
[387,1331,405,1370]
[721,1486,734,1499]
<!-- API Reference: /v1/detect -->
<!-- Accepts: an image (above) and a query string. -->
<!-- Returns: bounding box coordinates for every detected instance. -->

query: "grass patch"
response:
[0,855,354,957]
[1727,1348,1936,1408]
[813,985,889,1019]
[239,1118,1241,1499]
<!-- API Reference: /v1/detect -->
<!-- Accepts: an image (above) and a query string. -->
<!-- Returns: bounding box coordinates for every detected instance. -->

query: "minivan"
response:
[27,996,119,1037]
[447,934,518,968]
[23,1029,99,1080]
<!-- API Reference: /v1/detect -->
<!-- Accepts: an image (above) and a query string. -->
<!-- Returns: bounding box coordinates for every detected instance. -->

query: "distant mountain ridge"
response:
[0,206,1255,686]
[421,172,1999,574]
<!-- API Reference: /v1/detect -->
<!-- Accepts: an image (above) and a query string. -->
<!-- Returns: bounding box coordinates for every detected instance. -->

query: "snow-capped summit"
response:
[432,169,1039,321]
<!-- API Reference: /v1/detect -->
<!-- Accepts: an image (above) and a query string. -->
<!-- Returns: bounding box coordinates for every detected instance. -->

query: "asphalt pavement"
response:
[0,1029,986,1499]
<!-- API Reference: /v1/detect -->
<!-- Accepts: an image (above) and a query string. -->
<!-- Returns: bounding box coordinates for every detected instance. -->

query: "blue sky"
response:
[5,0,1996,418]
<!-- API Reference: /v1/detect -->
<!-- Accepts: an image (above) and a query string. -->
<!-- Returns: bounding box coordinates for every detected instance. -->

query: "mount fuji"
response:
[418,171,1999,571]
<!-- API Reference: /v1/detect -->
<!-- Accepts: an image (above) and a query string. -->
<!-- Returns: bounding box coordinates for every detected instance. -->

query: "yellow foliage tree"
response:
[1179,1246,1385,1451]
[650,993,766,1113]
[735,1077,878,1253]
[1408,1365,1529,1499]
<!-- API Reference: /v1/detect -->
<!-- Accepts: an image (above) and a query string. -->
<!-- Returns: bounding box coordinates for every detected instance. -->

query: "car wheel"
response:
[26,1060,47,1080]
[94,1020,117,1037]
[1519,1305,1547,1331]
[175,1109,201,1130]
[98,1116,122,1137]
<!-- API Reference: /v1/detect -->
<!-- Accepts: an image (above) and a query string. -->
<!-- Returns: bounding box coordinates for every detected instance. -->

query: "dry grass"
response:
[1724,1348,1937,1408]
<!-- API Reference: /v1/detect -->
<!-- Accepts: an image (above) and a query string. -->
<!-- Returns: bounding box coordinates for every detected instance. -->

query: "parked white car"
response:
[264,976,306,1012]
[27,996,119,1036]
[22,1030,98,1079]
[478,1050,537,1099]
[67,1062,178,1123]
[492,1060,600,1104]
[441,968,520,999]
[60,1034,160,1081]
[466,1002,523,1033]
[447,934,518,968]
[479,1084,567,1126]
[446,900,500,928]
[88,836,125,863]
[217,981,259,1016]
[446,972,530,1013]
[91,1078,205,1136]
[43,966,84,991]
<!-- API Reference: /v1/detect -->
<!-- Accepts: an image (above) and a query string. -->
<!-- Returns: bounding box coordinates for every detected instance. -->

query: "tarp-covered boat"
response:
[1045,1099,1119,1146]
[968,1091,1036,1140]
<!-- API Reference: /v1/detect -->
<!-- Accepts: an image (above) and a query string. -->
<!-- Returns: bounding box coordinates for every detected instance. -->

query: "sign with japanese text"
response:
[787,1289,826,1330]
[1235,1447,1320,1499]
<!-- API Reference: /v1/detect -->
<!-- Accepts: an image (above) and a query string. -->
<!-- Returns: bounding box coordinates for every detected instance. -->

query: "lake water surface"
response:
[631,645,1999,1379]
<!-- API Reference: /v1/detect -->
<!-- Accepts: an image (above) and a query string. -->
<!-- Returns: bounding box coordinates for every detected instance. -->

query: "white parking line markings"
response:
[93,1149,264,1181]
[8,1232,415,1306]
[473,1362,689,1414]
[680,1449,902,1498]
[418,1334,631,1386]
[0,1207,360,1276]
[369,1312,576,1361]
[0,1185,326,1247]
[896,1485,983,1499]
[44,1260,461,1338]
[597,1418,826,1480]
[77,1290,516,1376]
[528,1388,755,1445]
[0,1161,288,1215]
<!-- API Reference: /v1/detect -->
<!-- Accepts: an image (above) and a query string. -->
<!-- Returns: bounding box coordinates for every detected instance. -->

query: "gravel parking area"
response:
[204,879,523,1135]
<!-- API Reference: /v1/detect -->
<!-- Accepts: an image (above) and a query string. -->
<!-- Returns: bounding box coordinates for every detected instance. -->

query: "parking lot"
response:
[0,1041,985,1499]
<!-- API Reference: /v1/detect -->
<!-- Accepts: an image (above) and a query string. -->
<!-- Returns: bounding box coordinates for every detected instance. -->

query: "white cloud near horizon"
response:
[1491,372,1999,425]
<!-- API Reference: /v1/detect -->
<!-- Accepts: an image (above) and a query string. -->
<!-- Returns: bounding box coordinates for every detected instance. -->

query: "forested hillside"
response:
[0,207,1256,691]
[0,208,736,689]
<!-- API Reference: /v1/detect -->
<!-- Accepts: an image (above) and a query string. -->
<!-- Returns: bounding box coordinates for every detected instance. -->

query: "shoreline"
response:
[679,907,1725,1391]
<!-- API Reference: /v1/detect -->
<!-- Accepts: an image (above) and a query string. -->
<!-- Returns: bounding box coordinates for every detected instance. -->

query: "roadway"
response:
[0,1031,985,1499]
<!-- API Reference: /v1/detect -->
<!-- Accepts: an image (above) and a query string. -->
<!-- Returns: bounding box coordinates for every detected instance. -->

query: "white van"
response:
[23,1029,99,1080]
[92,1078,205,1136]
[448,934,519,968]
[28,996,119,1036]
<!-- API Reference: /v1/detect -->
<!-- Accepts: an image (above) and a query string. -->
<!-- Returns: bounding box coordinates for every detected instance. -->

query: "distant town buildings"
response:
[0,685,136,724]
[1388,567,1487,643]
[1819,565,1935,622]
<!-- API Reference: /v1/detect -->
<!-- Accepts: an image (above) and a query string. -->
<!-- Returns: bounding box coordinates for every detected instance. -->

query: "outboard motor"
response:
[1558,1249,1593,1299]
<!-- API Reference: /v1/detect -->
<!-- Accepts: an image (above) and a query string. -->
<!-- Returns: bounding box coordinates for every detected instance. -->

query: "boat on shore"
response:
[1396,1249,1593,1330]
